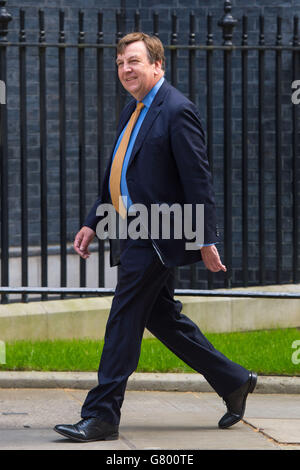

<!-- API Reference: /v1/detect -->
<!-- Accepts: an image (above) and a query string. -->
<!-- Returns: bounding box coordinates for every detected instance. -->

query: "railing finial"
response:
[218,0,237,46]
[0,0,12,43]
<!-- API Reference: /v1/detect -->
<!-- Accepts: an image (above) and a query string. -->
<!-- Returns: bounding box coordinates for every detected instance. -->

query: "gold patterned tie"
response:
[109,101,145,219]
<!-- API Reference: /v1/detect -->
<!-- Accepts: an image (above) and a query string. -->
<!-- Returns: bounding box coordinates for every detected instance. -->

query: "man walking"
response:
[54,32,257,442]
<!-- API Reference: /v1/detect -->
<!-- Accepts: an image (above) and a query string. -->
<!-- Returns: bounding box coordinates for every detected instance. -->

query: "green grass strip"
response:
[0,328,299,376]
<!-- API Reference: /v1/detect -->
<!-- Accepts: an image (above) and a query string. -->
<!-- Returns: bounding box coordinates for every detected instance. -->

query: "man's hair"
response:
[117,32,166,70]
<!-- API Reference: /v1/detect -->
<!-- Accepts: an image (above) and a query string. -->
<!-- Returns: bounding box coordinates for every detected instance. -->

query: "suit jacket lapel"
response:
[100,100,135,202]
[127,80,170,170]
[116,100,136,137]
[102,99,136,186]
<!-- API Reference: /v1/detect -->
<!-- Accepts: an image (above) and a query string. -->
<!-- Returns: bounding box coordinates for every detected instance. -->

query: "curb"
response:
[0,371,300,394]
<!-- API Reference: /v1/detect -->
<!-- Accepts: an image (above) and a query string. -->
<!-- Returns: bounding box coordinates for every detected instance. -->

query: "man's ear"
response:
[154,60,163,75]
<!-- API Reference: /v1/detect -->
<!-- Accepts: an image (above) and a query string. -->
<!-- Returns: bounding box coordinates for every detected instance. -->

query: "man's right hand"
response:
[200,244,227,273]
[73,226,96,259]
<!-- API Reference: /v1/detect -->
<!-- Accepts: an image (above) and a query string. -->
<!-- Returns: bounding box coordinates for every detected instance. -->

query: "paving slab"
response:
[242,393,300,449]
[0,389,298,450]
[245,419,300,445]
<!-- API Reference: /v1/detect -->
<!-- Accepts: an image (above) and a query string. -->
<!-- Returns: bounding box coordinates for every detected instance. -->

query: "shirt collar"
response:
[140,76,165,108]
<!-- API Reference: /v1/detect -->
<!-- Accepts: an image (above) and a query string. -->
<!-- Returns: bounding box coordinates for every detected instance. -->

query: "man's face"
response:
[116,41,163,101]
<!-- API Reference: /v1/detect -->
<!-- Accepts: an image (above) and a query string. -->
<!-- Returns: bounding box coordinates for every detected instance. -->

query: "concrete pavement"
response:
[0,373,300,450]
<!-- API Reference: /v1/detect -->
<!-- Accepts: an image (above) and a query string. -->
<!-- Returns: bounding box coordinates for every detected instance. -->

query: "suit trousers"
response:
[81,237,250,425]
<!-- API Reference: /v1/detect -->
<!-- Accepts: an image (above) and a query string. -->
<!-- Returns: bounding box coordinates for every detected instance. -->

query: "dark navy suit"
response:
[81,80,249,425]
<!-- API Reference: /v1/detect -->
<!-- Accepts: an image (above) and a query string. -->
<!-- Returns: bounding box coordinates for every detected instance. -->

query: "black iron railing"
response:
[0,0,300,303]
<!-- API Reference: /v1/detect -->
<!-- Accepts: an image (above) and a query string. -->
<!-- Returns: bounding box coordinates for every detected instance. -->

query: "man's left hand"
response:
[200,245,227,272]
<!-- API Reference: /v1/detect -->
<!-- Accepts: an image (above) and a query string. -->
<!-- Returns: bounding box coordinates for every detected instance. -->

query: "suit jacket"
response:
[84,79,220,268]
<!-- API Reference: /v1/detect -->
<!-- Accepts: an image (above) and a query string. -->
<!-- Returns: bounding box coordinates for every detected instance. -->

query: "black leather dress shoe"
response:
[218,371,257,429]
[54,417,119,442]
